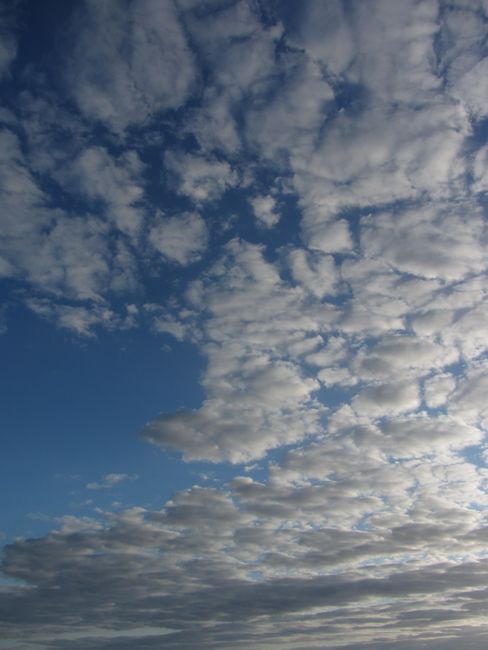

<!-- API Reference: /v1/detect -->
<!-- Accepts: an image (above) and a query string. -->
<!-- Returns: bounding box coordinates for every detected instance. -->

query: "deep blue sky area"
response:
[1,1,488,649]
[0,305,207,539]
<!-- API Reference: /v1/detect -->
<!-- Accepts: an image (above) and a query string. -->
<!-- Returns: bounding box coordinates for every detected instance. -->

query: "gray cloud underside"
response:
[3,467,488,649]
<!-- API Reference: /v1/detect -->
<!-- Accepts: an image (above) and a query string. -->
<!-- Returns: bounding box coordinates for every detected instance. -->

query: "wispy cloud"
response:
[86,473,138,490]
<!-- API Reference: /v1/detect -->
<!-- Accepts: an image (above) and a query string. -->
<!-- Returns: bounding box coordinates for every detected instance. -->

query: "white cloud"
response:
[141,240,333,462]
[289,0,354,77]
[185,1,283,100]
[177,1,283,157]
[86,473,138,490]
[353,335,459,382]
[165,151,237,203]
[304,217,354,254]
[58,146,146,237]
[250,194,279,228]
[66,0,197,130]
[148,212,208,266]
[353,381,421,418]
[424,373,457,409]
[360,203,487,282]
[26,300,121,338]
[4,1,488,646]
[448,361,488,430]
[441,3,488,119]
[185,88,241,155]
[246,55,334,164]
[472,143,488,194]
[0,129,118,304]
[143,361,321,463]
[289,248,337,300]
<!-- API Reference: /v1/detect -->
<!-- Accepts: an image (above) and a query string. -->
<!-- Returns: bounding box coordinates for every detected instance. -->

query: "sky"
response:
[1,0,488,648]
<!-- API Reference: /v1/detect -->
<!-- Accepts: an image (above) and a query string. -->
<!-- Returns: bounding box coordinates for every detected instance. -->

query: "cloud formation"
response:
[2,0,488,649]
[66,0,197,130]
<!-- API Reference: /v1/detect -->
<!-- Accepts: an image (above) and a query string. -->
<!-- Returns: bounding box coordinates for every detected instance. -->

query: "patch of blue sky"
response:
[460,445,488,471]
[0,305,206,541]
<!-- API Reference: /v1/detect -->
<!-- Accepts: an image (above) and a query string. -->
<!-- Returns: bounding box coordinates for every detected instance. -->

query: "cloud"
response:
[3,0,488,647]
[448,360,488,430]
[352,380,421,418]
[424,372,456,409]
[0,129,114,303]
[288,248,338,299]
[148,211,208,266]
[66,0,197,131]
[360,203,487,282]
[352,334,459,382]
[164,151,237,203]
[249,194,280,228]
[472,143,488,193]
[181,0,283,154]
[57,146,146,238]
[289,0,354,77]
[86,473,138,490]
[3,459,488,649]
[0,6,16,79]
[141,239,330,462]
[440,2,488,119]
[246,55,334,165]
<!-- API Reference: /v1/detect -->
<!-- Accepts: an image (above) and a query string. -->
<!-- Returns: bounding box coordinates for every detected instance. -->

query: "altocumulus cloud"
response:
[2,1,488,649]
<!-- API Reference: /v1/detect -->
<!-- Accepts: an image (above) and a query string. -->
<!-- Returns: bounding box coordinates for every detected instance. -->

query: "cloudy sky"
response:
[1,0,488,648]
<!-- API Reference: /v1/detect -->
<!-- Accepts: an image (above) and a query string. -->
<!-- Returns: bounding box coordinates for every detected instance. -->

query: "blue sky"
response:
[2,0,488,648]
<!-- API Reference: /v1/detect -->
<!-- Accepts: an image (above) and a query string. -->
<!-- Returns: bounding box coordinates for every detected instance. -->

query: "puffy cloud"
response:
[352,335,459,382]
[0,129,115,303]
[181,0,283,154]
[3,459,488,649]
[472,143,488,194]
[249,194,279,228]
[0,125,143,336]
[448,361,488,430]
[424,373,456,409]
[289,249,338,299]
[4,1,488,647]
[353,380,421,418]
[142,361,321,463]
[23,216,111,301]
[57,146,146,237]
[246,55,334,165]
[289,0,354,77]
[360,202,487,282]
[26,300,135,338]
[148,211,208,265]
[440,2,488,119]
[164,151,237,203]
[183,0,278,80]
[141,239,332,462]
[66,0,197,131]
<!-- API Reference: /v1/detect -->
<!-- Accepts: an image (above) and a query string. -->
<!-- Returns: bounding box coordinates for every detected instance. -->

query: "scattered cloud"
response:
[164,151,237,203]
[86,473,138,490]
[249,194,280,228]
[148,211,208,265]
[2,1,488,648]
[66,0,197,131]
